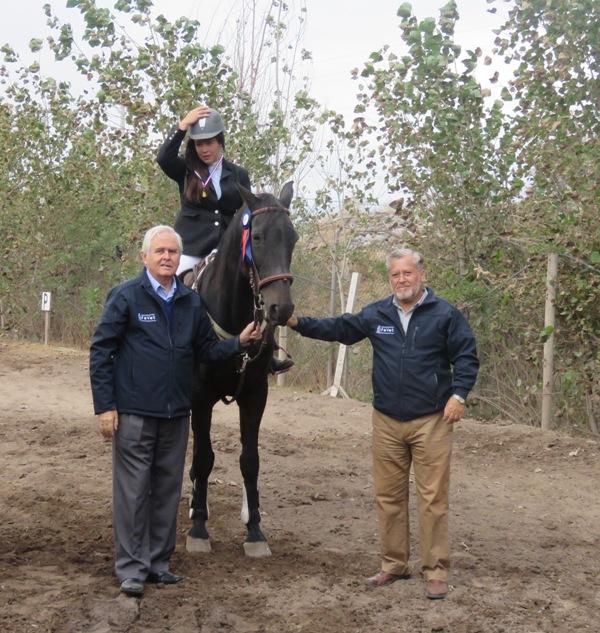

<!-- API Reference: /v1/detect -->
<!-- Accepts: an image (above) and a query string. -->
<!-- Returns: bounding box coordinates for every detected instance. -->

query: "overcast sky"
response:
[0,1,512,201]
[1,0,511,118]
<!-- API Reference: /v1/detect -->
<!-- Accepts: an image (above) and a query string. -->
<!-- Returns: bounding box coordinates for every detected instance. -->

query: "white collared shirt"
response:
[209,159,223,199]
[393,288,428,334]
[146,269,177,302]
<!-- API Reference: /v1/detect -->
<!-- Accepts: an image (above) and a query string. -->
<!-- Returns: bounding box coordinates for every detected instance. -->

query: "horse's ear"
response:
[279,181,293,209]
[237,184,260,209]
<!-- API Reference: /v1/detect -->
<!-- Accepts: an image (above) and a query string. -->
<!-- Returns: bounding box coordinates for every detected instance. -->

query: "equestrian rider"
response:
[157,106,292,374]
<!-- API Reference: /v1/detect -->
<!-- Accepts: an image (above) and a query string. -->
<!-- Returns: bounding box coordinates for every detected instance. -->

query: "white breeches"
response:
[177,254,202,275]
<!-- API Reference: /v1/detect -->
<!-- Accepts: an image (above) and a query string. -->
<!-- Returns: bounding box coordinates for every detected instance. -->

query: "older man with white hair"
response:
[90,225,261,597]
[288,248,479,600]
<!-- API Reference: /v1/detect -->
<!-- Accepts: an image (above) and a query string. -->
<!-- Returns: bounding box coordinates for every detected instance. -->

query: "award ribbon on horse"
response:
[241,207,253,268]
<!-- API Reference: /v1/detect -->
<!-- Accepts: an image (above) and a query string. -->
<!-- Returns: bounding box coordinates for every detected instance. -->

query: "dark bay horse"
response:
[186,182,297,557]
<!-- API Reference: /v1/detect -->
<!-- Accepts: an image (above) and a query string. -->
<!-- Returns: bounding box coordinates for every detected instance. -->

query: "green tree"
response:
[0,0,321,343]
[493,0,600,430]
[353,1,515,274]
[345,0,599,431]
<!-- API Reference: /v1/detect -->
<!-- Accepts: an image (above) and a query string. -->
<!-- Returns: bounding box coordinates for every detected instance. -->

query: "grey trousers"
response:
[112,413,189,582]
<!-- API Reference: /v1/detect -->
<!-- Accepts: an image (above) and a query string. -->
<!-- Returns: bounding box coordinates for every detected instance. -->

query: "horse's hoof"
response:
[243,541,271,558]
[186,535,212,554]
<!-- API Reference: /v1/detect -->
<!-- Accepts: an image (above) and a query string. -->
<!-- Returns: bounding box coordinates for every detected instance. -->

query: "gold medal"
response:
[194,157,222,202]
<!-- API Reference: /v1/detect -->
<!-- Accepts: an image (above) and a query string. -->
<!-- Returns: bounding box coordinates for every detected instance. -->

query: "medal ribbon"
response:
[194,154,223,194]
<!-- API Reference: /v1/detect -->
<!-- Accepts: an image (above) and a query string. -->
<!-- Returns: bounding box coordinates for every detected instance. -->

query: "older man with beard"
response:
[287,248,479,600]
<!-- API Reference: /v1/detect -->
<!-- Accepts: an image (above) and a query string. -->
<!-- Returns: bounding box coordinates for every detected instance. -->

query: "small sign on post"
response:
[41,292,52,312]
[41,291,52,345]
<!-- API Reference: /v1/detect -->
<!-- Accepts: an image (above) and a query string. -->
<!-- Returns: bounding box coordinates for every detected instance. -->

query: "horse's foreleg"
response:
[238,395,271,557]
[186,396,215,554]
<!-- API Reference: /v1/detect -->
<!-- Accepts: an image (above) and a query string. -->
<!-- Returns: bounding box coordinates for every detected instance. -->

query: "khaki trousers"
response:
[372,409,452,581]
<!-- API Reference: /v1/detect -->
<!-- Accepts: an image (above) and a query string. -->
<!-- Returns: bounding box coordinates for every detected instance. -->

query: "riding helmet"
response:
[189,110,225,140]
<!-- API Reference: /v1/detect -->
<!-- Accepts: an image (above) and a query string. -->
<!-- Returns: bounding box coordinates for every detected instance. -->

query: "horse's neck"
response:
[201,255,254,335]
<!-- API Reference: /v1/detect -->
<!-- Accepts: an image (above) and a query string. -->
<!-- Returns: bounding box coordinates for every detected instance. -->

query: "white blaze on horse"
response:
[186,182,297,557]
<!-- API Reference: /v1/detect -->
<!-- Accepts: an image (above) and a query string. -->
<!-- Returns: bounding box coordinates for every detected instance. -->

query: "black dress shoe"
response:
[120,578,144,596]
[147,571,184,585]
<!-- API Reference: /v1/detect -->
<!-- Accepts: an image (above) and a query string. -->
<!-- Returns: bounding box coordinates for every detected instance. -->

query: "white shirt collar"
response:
[209,158,223,199]
[145,269,177,301]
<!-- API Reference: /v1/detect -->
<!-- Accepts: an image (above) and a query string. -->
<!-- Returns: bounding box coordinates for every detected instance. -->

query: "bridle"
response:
[244,205,294,290]
[242,205,294,324]
[217,203,294,405]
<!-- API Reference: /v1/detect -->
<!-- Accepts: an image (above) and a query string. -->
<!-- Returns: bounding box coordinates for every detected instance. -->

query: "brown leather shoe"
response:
[425,579,448,599]
[365,570,411,588]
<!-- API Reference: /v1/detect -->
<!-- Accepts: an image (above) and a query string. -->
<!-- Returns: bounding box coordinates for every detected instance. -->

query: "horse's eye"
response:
[253,234,261,242]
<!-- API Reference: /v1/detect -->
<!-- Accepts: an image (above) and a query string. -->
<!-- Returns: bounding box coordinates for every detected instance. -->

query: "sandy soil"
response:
[0,340,599,633]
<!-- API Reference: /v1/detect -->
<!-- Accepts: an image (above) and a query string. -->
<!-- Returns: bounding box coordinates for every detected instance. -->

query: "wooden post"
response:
[586,393,599,436]
[322,272,360,398]
[541,253,558,430]
[276,326,288,387]
[327,258,337,387]
[44,312,51,345]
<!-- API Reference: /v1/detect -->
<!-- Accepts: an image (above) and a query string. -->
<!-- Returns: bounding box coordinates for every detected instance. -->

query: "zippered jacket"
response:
[293,289,479,421]
[90,271,240,418]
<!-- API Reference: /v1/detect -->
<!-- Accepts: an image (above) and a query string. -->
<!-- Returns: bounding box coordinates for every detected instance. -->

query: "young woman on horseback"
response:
[157,106,251,275]
[157,106,292,374]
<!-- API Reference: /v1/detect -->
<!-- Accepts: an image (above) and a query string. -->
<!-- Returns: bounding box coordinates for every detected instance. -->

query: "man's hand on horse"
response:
[97,410,118,439]
[239,322,263,347]
[287,315,298,328]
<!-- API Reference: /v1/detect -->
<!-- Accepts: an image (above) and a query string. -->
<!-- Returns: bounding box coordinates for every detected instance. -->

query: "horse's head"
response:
[238,181,298,326]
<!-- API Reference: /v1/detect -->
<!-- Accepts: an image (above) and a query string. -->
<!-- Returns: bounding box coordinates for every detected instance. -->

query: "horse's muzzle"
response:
[267,301,294,326]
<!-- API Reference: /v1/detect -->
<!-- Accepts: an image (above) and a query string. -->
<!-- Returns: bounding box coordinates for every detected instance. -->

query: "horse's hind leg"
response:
[186,395,215,554]
[238,391,271,557]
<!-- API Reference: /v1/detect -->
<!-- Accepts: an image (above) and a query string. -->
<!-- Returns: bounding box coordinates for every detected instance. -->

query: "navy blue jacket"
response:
[89,271,241,419]
[293,289,479,422]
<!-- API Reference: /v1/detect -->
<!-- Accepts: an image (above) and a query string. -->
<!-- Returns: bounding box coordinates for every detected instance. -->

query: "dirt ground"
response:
[1,340,599,633]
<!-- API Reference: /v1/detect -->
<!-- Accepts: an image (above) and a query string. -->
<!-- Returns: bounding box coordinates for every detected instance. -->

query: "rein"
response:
[209,310,269,406]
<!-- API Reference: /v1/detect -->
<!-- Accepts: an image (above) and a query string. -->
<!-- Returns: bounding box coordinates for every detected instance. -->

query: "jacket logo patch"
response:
[138,313,157,322]
[376,325,395,335]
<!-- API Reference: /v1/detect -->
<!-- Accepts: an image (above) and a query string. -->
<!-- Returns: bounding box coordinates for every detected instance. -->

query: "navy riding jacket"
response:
[90,271,241,419]
[293,289,479,422]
